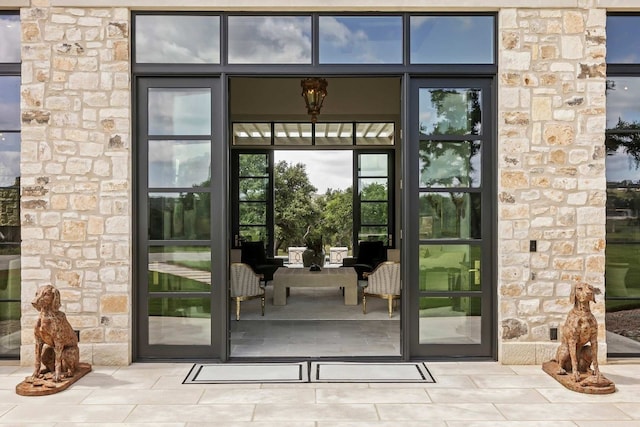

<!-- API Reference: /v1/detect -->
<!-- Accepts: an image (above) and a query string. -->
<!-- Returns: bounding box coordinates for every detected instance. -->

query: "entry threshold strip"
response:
[183,361,435,384]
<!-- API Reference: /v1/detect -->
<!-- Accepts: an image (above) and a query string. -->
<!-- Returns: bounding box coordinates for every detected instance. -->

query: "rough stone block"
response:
[501,342,538,365]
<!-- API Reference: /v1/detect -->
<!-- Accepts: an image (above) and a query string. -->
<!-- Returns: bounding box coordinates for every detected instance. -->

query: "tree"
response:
[606,118,640,166]
[274,160,321,252]
[360,181,387,224]
[316,187,353,249]
[417,89,482,239]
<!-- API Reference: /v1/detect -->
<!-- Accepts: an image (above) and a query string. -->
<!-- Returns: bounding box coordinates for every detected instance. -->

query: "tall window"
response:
[605,14,640,357]
[0,11,21,359]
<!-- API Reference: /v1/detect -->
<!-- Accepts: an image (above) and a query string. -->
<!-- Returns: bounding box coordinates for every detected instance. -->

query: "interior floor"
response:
[230,320,400,358]
[229,286,400,358]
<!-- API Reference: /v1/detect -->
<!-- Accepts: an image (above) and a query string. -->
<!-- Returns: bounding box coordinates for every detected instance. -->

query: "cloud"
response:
[0,75,20,131]
[319,16,401,64]
[0,76,20,129]
[228,16,311,64]
[607,149,640,184]
[606,77,640,127]
[275,150,352,193]
[0,16,20,62]
[0,151,20,187]
[135,15,221,63]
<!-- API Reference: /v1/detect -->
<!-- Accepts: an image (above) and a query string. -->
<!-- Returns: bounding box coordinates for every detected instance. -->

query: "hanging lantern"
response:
[301,77,328,123]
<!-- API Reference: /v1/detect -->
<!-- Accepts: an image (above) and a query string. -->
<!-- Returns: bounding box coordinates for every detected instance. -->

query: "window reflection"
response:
[148,246,211,293]
[410,16,494,64]
[148,192,211,240]
[419,297,481,344]
[419,192,481,239]
[606,78,640,129]
[0,15,20,63]
[0,77,20,130]
[148,88,211,135]
[359,154,388,176]
[0,133,20,187]
[149,140,211,188]
[319,16,402,64]
[606,78,640,185]
[419,141,481,188]
[136,15,220,63]
[606,16,640,64]
[148,297,211,345]
[419,88,482,136]
[419,245,480,291]
[228,16,311,64]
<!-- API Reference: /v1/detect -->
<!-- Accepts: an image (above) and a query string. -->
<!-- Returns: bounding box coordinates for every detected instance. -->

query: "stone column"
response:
[498,5,607,364]
[20,4,131,365]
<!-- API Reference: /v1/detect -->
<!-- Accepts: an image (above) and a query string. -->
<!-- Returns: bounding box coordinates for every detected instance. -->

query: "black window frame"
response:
[131,10,497,362]
[0,10,21,361]
[604,13,640,359]
[132,11,497,76]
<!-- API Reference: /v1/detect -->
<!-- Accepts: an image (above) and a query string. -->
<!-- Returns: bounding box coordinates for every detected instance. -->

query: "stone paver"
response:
[0,361,639,425]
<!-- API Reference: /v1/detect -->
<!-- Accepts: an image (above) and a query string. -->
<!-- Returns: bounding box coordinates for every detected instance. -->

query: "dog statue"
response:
[543,282,614,393]
[31,284,80,382]
[554,282,600,383]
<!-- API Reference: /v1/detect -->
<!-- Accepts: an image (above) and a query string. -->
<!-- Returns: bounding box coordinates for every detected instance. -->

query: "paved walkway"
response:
[1,360,639,425]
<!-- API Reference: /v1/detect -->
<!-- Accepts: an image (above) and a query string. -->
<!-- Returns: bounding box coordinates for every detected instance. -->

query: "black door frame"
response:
[134,74,498,361]
[135,77,226,360]
[404,76,496,359]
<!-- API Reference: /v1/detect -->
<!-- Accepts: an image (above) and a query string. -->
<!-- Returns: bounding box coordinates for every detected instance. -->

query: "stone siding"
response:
[13,1,614,366]
[20,4,131,366]
[498,6,608,364]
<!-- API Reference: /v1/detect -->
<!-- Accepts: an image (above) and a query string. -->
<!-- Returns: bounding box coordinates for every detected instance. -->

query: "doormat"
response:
[183,362,434,384]
[183,362,309,384]
[310,362,435,383]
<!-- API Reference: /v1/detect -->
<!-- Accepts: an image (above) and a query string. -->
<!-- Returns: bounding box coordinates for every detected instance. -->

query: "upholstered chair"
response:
[230,263,265,321]
[362,261,401,318]
[240,241,283,283]
[342,240,387,280]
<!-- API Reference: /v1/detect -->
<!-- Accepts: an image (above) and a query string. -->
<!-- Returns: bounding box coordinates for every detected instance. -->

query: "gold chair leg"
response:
[388,297,393,318]
[362,295,367,314]
[261,296,265,316]
[235,299,241,321]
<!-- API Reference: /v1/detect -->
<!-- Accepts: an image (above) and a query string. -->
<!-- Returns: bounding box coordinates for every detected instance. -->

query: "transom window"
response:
[134,13,495,66]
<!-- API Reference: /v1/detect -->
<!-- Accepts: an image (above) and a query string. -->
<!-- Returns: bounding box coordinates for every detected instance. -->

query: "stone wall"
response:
[498,6,608,364]
[20,4,131,365]
[14,1,611,366]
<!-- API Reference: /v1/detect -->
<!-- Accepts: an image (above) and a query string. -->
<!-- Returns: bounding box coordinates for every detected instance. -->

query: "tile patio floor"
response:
[1,360,639,426]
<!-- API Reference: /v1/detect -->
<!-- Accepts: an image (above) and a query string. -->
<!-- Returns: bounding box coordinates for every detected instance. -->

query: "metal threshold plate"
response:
[183,361,435,384]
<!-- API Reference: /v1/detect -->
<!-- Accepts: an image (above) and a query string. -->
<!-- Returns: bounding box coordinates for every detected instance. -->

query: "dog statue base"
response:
[542,360,615,394]
[16,362,92,396]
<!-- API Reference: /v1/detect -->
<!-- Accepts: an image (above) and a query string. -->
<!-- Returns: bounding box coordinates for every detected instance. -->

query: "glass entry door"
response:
[407,78,494,358]
[136,78,224,359]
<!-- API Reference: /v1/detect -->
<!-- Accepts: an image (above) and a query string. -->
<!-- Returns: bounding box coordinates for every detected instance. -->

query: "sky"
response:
[274,150,352,193]
[0,15,19,62]
[606,77,640,183]
[134,14,494,65]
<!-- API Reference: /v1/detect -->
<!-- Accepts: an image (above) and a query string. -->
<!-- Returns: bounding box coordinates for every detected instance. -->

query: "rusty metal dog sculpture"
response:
[555,282,600,383]
[543,282,614,393]
[31,284,79,382]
